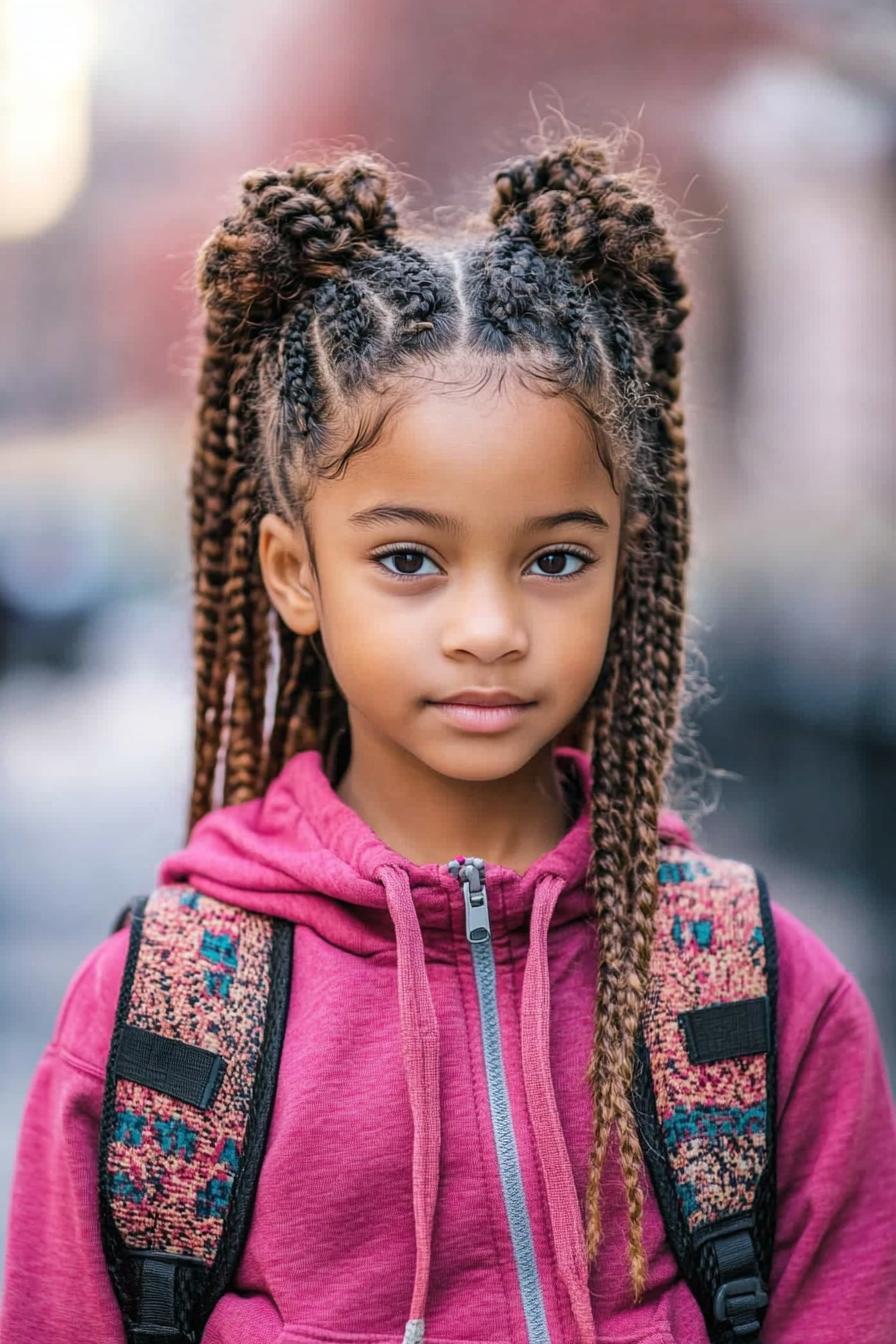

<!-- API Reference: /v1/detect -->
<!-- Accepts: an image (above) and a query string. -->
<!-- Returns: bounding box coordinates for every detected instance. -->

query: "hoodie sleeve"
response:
[0,931,130,1343]
[762,903,896,1343]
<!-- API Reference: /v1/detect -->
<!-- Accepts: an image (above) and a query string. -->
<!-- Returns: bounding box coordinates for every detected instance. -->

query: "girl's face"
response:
[259,372,625,785]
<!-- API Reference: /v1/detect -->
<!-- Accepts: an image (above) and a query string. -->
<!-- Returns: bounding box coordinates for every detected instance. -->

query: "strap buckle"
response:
[713,1275,769,1338]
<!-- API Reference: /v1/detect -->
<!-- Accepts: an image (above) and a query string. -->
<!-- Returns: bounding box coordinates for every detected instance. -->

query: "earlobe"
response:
[257,512,320,637]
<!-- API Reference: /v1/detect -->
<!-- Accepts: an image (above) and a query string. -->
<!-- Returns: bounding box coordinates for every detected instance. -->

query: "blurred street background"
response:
[1,0,894,1271]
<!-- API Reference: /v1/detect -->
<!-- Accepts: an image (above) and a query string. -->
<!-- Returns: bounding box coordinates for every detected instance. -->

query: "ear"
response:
[258,512,321,637]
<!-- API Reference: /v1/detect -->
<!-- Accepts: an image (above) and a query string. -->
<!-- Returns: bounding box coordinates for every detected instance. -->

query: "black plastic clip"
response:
[713,1273,769,1338]
[692,1217,770,1342]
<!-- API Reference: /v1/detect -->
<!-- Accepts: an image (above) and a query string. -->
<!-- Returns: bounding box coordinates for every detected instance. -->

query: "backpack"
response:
[98,845,776,1344]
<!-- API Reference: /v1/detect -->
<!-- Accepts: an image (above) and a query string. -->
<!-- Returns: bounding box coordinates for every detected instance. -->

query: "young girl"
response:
[1,131,894,1344]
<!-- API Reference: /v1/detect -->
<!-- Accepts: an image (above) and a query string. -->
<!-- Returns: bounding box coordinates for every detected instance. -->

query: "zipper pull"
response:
[448,856,491,944]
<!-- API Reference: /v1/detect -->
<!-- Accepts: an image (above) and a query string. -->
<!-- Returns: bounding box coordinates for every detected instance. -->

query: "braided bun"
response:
[196,154,401,330]
[489,135,675,317]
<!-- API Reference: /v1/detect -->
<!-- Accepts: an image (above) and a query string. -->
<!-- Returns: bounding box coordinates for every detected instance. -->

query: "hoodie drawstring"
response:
[377,864,442,1344]
[377,864,595,1344]
[522,872,598,1344]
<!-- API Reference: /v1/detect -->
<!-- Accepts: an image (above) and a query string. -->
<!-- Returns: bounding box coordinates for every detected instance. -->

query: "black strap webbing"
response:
[115,1024,225,1111]
[679,996,770,1064]
[139,1257,177,1326]
[126,1253,190,1343]
[704,1225,769,1340]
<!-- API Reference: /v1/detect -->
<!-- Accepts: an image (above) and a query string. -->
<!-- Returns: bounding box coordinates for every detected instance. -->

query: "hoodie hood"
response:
[158,744,693,927]
[158,745,694,1344]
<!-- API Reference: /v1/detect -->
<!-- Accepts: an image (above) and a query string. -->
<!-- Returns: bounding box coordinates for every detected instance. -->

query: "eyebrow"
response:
[346,503,611,535]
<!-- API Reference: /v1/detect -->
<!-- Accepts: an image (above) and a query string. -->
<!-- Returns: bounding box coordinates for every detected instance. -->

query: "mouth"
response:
[429,691,535,707]
[426,699,536,733]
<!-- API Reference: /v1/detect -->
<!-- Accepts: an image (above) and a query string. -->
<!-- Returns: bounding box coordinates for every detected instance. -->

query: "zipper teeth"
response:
[450,857,552,1344]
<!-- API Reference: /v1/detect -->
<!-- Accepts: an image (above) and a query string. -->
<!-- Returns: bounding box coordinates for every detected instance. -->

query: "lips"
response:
[431,691,533,707]
[429,699,534,733]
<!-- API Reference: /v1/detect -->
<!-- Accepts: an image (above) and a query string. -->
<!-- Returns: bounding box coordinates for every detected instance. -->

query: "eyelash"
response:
[369,543,598,583]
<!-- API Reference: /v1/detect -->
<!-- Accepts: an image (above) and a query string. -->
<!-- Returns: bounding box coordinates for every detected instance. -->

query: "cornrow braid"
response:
[186,133,692,1307]
[354,238,456,351]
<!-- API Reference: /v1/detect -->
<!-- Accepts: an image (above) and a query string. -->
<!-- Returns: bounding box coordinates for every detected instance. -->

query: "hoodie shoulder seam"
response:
[45,1040,108,1083]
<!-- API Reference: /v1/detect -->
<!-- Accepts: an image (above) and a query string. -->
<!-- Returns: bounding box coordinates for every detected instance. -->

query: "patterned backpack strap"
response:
[99,885,293,1344]
[632,847,778,1344]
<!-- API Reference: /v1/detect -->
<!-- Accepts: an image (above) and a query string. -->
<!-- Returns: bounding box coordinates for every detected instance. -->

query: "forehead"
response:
[309,377,621,532]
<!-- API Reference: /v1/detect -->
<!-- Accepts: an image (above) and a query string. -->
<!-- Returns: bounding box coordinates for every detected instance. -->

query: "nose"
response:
[440,573,529,662]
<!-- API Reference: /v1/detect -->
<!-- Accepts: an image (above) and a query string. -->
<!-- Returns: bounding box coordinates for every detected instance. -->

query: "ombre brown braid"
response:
[186,130,693,1302]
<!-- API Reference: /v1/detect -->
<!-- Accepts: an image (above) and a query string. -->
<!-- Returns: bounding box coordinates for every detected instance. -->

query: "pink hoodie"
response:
[2,744,894,1344]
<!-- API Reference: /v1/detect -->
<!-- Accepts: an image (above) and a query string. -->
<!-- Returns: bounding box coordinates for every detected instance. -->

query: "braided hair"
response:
[188,132,691,1302]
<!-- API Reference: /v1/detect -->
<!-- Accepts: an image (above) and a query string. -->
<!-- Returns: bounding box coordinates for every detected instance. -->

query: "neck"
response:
[334,731,577,876]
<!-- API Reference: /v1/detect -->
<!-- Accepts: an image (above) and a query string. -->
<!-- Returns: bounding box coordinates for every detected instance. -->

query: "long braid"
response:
[581,489,670,1295]
[613,269,692,1293]
[262,624,298,789]
[581,611,633,1257]
[606,224,691,1306]
[189,317,247,828]
[606,570,668,1294]
[257,300,332,790]
[220,384,269,803]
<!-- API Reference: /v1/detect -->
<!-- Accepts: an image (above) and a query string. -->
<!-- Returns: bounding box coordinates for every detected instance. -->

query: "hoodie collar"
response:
[158,746,693,1344]
[158,744,692,932]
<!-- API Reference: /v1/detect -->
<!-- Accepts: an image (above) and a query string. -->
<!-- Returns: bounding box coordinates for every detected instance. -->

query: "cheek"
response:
[542,580,615,675]
[558,622,612,692]
[315,560,443,702]
[319,597,423,700]
[328,564,427,628]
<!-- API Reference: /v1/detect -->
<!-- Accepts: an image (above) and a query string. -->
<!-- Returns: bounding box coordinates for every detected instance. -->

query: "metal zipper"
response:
[447,856,552,1344]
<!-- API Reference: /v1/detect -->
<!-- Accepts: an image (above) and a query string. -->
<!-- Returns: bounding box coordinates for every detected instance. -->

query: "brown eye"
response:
[373,546,440,579]
[391,551,423,574]
[530,548,594,580]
